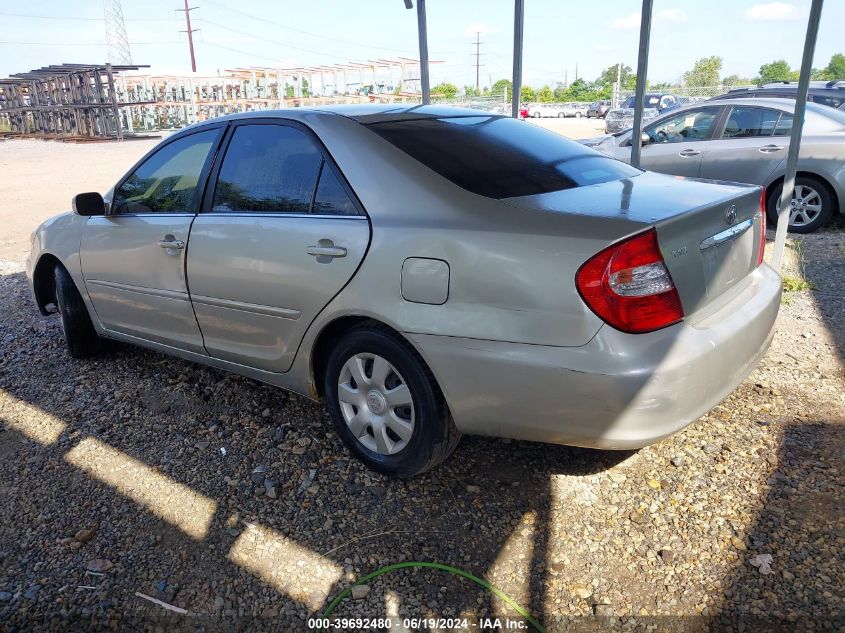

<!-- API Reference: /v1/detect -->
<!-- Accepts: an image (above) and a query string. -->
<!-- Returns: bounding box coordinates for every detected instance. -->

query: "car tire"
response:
[557,113,564,118]
[54,264,102,358]
[766,176,833,234]
[324,323,460,478]
[575,112,582,118]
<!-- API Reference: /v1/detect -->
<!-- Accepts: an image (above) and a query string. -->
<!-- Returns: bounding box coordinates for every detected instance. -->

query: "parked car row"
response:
[524,102,589,118]
[582,97,845,233]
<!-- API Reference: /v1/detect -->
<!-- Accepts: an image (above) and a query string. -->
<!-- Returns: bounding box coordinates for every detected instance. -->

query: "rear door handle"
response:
[306,244,347,258]
[759,144,784,153]
[158,237,185,250]
[678,149,701,157]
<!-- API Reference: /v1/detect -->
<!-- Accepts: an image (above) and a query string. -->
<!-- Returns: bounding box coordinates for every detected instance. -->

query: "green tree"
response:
[683,56,722,87]
[565,78,592,100]
[722,74,752,87]
[432,82,459,99]
[536,85,554,103]
[520,85,536,101]
[490,78,513,98]
[823,53,845,80]
[758,60,799,85]
[301,78,310,97]
[596,64,632,87]
[463,85,481,97]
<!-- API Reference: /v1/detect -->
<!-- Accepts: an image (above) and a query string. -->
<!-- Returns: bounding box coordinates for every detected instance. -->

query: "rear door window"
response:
[368,115,640,199]
[721,107,783,138]
[211,124,323,213]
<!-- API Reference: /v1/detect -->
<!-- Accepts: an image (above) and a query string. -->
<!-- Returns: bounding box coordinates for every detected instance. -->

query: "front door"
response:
[698,105,791,184]
[186,121,370,373]
[80,126,223,353]
[622,106,722,178]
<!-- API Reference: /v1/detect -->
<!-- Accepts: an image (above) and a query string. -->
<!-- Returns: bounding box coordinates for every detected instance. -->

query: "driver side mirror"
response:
[72,192,106,217]
[640,133,651,145]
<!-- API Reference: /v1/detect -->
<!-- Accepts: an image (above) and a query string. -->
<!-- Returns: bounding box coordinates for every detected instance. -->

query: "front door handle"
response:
[759,144,784,153]
[158,236,185,250]
[678,148,701,157]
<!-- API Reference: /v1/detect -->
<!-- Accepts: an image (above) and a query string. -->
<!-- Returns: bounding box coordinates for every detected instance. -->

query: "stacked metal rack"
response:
[0,63,155,142]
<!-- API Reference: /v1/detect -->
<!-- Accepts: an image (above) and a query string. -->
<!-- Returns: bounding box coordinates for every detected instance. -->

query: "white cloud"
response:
[657,8,687,22]
[609,13,641,29]
[609,8,687,30]
[745,2,803,21]
[464,22,493,37]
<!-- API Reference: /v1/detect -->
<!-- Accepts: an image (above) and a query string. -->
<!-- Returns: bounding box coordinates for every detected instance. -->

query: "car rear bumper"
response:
[408,264,781,449]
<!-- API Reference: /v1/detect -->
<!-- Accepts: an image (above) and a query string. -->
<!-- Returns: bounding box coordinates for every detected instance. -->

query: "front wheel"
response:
[54,264,102,358]
[324,325,460,477]
[766,176,833,234]
[575,112,582,118]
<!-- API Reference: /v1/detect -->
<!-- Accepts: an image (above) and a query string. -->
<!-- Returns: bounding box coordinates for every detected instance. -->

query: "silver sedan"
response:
[27,106,781,476]
[583,98,845,233]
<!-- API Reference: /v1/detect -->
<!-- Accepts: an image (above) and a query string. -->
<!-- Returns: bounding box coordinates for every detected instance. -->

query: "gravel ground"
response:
[0,138,843,632]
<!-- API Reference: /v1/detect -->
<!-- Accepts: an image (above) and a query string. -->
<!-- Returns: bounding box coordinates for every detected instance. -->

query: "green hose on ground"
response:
[320,561,547,632]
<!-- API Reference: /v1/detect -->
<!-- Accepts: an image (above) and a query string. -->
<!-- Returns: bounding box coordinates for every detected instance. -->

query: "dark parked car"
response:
[587,100,610,118]
[712,81,845,110]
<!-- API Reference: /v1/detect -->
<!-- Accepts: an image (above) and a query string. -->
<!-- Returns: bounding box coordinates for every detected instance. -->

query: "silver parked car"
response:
[604,94,679,133]
[582,98,845,233]
[27,105,780,477]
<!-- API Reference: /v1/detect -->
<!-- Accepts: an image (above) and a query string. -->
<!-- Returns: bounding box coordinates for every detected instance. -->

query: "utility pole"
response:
[614,61,622,108]
[472,31,483,92]
[176,0,199,73]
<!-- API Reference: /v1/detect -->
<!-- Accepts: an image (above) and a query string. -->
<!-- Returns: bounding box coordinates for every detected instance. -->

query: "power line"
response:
[0,11,182,22]
[200,18,356,62]
[201,0,415,55]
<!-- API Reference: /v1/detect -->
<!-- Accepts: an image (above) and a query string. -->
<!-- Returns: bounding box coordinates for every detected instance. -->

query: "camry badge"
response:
[725,204,737,225]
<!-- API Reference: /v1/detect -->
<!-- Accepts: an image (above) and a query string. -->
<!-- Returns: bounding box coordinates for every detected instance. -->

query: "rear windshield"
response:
[622,95,661,108]
[368,116,640,199]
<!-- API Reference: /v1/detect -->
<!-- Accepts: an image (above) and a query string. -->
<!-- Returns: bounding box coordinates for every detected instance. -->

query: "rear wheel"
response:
[324,325,460,477]
[766,176,833,234]
[54,264,101,358]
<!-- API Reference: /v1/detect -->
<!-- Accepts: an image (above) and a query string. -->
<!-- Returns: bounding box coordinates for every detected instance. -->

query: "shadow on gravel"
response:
[0,270,638,630]
[799,226,845,371]
[709,420,844,633]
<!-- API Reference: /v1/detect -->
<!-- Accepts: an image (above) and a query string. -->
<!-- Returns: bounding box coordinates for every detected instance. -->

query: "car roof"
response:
[702,97,796,110]
[190,104,498,127]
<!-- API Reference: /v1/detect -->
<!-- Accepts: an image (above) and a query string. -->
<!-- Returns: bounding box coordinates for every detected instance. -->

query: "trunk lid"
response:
[504,171,765,317]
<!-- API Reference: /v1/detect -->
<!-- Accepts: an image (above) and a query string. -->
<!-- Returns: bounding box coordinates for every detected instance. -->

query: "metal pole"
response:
[511,0,524,118]
[630,0,653,169]
[771,0,824,272]
[416,0,430,104]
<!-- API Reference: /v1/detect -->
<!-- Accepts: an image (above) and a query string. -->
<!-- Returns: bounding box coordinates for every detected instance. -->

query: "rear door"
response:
[186,120,370,373]
[619,106,721,177]
[81,126,224,352]
[699,105,792,184]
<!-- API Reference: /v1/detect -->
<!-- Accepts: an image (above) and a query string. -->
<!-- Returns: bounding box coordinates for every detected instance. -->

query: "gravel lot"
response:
[0,136,843,632]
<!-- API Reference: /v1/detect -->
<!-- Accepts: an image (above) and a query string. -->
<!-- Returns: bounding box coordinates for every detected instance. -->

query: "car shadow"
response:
[0,269,635,630]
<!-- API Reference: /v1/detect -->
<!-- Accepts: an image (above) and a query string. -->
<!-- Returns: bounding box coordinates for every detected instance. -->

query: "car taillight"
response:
[756,187,766,267]
[576,229,684,334]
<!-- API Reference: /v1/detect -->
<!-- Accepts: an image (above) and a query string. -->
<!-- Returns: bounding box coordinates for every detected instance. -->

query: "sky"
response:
[0,0,843,88]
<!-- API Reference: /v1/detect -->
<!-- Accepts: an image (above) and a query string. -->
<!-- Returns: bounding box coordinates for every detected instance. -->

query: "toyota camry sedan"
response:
[27,105,781,477]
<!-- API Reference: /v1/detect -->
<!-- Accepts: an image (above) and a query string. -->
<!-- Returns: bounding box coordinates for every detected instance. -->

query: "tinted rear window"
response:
[368,116,640,199]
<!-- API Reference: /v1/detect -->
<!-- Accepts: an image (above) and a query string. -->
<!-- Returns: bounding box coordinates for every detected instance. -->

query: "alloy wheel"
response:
[789,184,822,228]
[338,353,415,455]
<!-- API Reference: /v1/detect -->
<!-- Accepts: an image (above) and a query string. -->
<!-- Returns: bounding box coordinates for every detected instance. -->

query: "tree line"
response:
[430,53,845,102]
